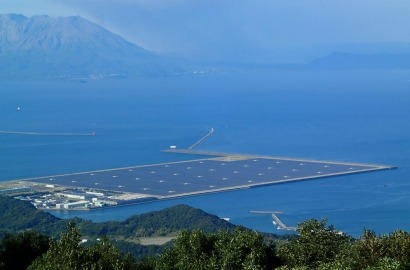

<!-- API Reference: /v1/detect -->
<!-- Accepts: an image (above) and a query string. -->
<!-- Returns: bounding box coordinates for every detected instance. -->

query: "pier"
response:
[188,128,215,149]
[250,211,297,231]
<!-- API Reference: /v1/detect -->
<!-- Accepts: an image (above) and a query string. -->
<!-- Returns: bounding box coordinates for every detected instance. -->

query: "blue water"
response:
[1,70,409,237]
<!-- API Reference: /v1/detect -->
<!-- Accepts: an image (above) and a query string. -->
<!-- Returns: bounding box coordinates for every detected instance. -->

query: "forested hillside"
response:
[0,195,237,259]
[2,218,410,269]
[2,196,410,269]
[0,195,235,238]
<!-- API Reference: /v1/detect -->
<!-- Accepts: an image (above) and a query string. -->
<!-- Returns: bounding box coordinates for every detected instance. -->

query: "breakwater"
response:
[0,130,96,136]
[188,128,215,149]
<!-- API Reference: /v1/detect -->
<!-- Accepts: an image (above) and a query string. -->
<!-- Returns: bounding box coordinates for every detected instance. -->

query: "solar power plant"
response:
[24,154,394,198]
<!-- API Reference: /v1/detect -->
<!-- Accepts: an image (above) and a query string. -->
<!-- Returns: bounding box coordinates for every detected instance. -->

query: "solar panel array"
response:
[27,156,385,198]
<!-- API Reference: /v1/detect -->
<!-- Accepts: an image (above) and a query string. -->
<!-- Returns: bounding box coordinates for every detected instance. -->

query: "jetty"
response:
[0,130,96,136]
[250,211,297,231]
[188,128,215,149]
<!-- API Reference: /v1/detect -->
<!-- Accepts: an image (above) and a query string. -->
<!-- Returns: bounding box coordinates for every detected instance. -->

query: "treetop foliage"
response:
[156,227,281,270]
[27,222,138,270]
[2,195,410,269]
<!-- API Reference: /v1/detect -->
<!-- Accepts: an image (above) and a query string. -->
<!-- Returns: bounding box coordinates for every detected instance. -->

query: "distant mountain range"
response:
[1,13,409,79]
[307,51,410,70]
[0,14,179,79]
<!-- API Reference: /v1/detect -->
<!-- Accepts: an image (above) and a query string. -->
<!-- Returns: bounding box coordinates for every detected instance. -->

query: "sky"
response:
[2,0,410,63]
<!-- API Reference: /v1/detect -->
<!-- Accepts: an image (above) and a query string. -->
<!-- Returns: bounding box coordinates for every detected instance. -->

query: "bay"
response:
[1,69,409,237]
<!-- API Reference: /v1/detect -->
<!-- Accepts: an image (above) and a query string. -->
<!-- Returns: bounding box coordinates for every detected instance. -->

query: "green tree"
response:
[213,228,279,270]
[28,222,137,270]
[29,222,87,270]
[383,230,410,266]
[0,230,49,270]
[351,229,410,269]
[135,257,157,270]
[156,229,214,270]
[156,227,280,270]
[278,219,351,269]
[85,237,138,270]
[364,257,404,270]
[352,229,386,269]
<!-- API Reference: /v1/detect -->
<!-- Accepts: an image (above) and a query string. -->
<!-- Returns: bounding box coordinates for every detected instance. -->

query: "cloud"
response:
[0,0,76,16]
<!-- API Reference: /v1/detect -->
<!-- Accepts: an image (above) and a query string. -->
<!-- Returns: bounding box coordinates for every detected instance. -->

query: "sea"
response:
[1,69,409,237]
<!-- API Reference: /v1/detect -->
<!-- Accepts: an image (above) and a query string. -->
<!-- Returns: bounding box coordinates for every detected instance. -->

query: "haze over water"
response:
[1,69,409,237]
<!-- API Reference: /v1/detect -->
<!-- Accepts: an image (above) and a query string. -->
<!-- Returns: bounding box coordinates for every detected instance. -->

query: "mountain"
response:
[0,14,178,79]
[0,195,239,257]
[307,52,410,70]
[0,194,61,231]
[100,204,237,237]
[0,195,235,238]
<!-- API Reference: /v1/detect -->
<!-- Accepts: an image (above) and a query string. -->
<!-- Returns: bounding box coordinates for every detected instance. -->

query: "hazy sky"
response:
[2,0,410,63]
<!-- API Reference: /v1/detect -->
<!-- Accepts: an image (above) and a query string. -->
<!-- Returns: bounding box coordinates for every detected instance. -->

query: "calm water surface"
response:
[1,70,409,237]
